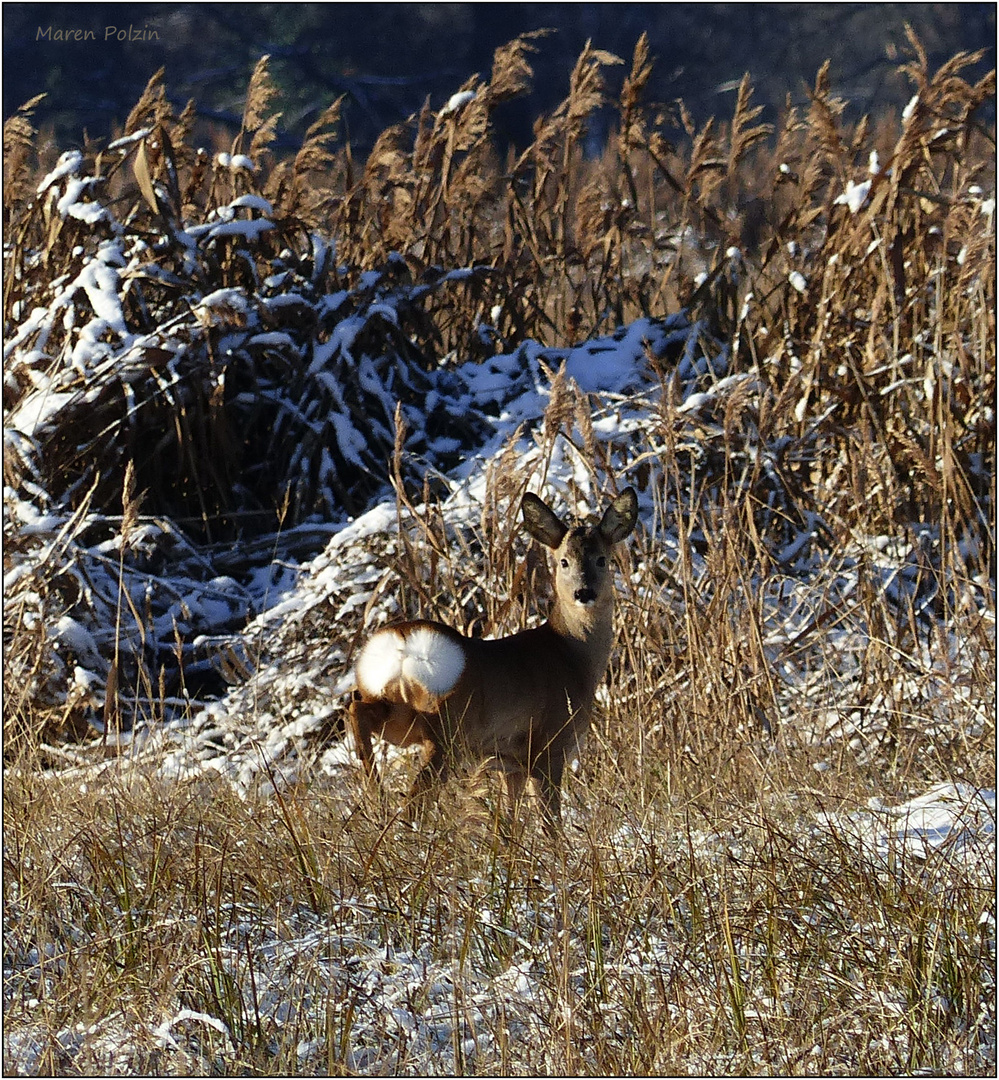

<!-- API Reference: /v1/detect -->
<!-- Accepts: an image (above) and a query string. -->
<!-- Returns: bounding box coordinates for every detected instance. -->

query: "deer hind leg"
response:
[349,694,426,786]
[348,691,385,785]
[490,768,539,844]
[404,739,449,823]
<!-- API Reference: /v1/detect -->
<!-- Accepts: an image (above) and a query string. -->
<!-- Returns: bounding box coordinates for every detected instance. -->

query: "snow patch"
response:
[835,178,872,214]
[441,90,476,115]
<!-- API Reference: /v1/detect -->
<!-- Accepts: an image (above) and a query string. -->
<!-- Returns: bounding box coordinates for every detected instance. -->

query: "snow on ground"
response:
[4,158,993,1073]
[4,780,992,1075]
[817,783,995,872]
[6,306,992,1074]
[6,263,990,831]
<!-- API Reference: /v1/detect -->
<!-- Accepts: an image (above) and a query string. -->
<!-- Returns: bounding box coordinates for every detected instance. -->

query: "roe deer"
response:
[348,486,638,833]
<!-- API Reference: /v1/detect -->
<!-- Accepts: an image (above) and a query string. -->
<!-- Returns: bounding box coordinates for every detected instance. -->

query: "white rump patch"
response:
[400,627,465,699]
[355,625,465,701]
[354,629,406,697]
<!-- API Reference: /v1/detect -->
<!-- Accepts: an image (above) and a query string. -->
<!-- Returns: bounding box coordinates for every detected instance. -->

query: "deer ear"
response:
[599,487,638,544]
[521,492,568,549]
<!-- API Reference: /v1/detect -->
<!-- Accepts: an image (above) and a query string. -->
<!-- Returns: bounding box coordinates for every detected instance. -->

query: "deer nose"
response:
[574,587,597,604]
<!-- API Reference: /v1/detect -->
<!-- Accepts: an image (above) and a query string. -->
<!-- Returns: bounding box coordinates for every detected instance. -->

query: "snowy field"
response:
[4,43,995,1076]
[5,291,994,1071]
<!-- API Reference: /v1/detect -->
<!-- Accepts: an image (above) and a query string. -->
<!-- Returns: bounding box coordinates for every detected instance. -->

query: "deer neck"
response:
[547,596,616,688]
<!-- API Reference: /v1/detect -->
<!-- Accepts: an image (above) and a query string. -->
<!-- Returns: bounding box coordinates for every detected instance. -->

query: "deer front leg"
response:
[504,770,528,816]
[533,756,565,838]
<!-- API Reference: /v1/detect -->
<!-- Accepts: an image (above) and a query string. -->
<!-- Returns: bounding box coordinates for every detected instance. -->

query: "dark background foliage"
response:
[5,2,995,150]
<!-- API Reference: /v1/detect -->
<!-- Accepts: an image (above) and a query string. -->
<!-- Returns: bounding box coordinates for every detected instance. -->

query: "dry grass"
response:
[3,32,996,1076]
[3,694,994,1073]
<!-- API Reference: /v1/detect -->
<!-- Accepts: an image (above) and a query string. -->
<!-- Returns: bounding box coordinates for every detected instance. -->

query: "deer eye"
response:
[560,558,570,569]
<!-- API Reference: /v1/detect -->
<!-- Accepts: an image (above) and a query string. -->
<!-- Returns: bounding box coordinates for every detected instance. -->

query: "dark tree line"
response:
[4,3,995,150]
